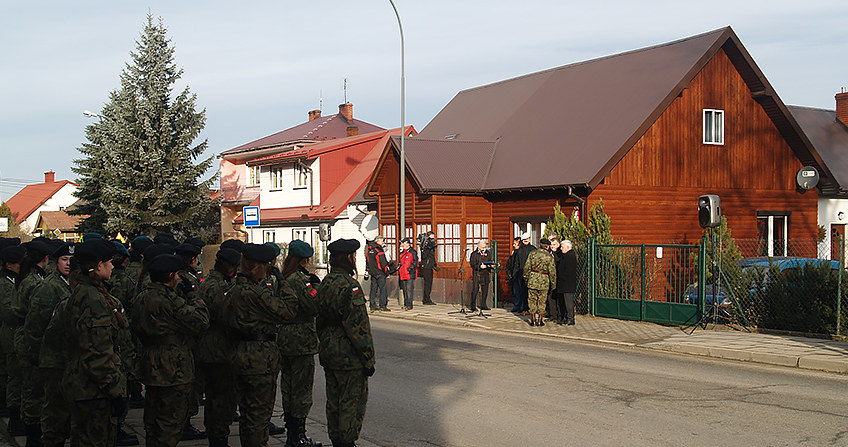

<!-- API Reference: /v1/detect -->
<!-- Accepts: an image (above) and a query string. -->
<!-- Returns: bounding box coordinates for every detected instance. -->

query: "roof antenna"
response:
[319,89,323,113]
[344,78,348,103]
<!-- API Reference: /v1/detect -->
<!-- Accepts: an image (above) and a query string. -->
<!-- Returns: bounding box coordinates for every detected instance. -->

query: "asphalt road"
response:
[309,318,848,447]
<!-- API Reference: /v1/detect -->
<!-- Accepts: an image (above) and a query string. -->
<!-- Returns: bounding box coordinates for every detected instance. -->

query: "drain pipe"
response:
[568,185,586,220]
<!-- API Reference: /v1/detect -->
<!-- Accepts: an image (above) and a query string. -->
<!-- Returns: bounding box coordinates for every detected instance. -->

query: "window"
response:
[465,223,489,255]
[513,221,546,246]
[247,166,261,186]
[294,163,309,188]
[263,230,276,243]
[437,223,461,263]
[381,224,397,260]
[292,228,308,242]
[269,165,285,190]
[703,109,724,145]
[756,214,788,257]
[311,228,328,266]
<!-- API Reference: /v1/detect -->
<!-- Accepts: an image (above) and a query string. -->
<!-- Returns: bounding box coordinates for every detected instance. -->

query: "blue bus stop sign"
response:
[243,206,260,227]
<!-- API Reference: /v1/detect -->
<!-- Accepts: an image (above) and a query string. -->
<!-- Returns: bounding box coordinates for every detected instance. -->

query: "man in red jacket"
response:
[398,238,417,310]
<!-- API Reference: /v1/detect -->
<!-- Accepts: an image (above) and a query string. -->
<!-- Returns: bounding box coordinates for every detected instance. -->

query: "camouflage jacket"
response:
[0,269,18,354]
[13,267,47,361]
[177,269,201,301]
[109,265,140,379]
[39,292,73,369]
[63,275,126,401]
[125,260,143,286]
[523,248,557,291]
[20,272,70,363]
[226,273,314,375]
[195,270,235,364]
[135,282,209,386]
[110,266,137,316]
[316,267,375,371]
[277,267,319,356]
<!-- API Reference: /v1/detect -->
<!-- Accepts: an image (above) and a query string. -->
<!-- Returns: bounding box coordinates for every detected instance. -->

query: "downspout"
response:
[568,185,586,219]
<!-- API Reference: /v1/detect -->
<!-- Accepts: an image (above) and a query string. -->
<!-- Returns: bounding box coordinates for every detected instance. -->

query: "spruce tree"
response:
[73,14,217,237]
[543,201,588,245]
[588,199,613,244]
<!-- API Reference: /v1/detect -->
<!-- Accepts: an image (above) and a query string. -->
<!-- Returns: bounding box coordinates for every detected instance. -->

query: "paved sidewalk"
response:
[367,301,848,374]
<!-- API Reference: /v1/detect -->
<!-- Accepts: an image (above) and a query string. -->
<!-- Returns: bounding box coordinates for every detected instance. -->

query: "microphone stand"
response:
[448,249,470,315]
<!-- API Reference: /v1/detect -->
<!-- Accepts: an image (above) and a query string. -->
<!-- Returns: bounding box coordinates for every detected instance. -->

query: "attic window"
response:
[703,109,724,145]
[444,134,459,140]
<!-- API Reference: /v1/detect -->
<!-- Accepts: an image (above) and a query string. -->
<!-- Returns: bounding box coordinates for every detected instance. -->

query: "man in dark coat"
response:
[468,240,492,311]
[557,240,578,325]
[418,231,437,305]
[365,237,390,311]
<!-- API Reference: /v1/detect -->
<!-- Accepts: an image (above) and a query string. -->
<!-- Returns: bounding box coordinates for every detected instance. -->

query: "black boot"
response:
[8,406,26,436]
[116,425,139,446]
[296,418,321,447]
[269,420,285,436]
[208,437,229,447]
[0,398,9,418]
[181,420,206,441]
[25,424,43,447]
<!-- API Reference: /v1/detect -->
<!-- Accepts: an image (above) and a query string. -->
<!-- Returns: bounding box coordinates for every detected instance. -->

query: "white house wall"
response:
[818,197,848,260]
[22,184,79,234]
[258,159,320,209]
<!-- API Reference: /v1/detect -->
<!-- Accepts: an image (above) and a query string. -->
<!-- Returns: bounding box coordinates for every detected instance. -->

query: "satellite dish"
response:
[796,166,819,190]
[360,214,379,241]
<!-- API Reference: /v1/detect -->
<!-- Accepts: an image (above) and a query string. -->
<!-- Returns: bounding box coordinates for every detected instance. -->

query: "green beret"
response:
[25,241,53,258]
[328,238,360,254]
[153,233,178,246]
[83,232,103,241]
[53,242,75,258]
[175,243,202,257]
[111,240,130,257]
[147,254,184,273]
[216,248,241,266]
[242,243,277,263]
[288,240,314,258]
[76,239,117,263]
[143,244,175,260]
[132,236,154,252]
[264,242,281,258]
[185,237,206,248]
[220,239,245,252]
[1,246,26,264]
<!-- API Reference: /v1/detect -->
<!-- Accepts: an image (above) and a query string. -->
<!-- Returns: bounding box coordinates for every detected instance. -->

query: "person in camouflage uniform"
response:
[109,241,141,446]
[63,239,126,447]
[20,242,74,447]
[317,239,376,447]
[15,240,53,444]
[523,238,557,327]
[135,253,210,447]
[125,236,152,410]
[195,248,240,447]
[174,242,207,441]
[0,243,26,436]
[0,237,22,420]
[227,243,318,447]
[277,240,322,447]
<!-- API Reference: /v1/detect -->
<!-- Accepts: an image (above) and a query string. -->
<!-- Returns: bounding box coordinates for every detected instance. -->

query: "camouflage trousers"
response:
[6,352,21,407]
[41,367,73,446]
[235,373,277,447]
[21,359,45,424]
[527,288,548,314]
[144,383,192,447]
[279,354,315,418]
[70,398,117,447]
[198,361,237,440]
[0,350,6,405]
[324,368,368,444]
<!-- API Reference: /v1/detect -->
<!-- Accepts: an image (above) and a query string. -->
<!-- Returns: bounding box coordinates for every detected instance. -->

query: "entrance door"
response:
[831,224,846,264]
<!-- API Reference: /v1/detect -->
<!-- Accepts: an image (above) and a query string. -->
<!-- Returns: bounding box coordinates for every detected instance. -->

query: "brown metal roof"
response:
[787,106,848,194]
[397,27,831,195]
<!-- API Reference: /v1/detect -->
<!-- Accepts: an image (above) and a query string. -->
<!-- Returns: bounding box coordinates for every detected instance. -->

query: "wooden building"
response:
[364,27,836,302]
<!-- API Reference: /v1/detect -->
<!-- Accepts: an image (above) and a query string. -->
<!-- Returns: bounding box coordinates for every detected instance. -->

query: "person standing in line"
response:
[557,240,578,325]
[227,243,318,447]
[514,233,536,315]
[418,231,438,305]
[277,240,323,447]
[505,237,521,313]
[109,241,141,446]
[523,238,557,327]
[398,238,417,311]
[135,254,209,447]
[316,239,375,447]
[545,235,562,322]
[365,236,390,312]
[63,238,126,446]
[0,242,26,436]
[195,248,241,447]
[469,240,492,311]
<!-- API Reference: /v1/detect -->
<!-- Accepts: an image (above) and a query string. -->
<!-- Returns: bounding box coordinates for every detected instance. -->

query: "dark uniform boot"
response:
[269,420,285,436]
[181,421,207,441]
[295,418,321,447]
[0,398,9,418]
[24,424,43,447]
[8,406,26,436]
[208,437,229,447]
[116,425,140,446]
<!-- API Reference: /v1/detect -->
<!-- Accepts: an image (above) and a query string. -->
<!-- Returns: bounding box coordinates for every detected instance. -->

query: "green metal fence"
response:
[588,239,704,325]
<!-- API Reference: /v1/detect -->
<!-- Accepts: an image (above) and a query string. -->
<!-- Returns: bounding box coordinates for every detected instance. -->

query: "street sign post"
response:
[243,206,260,227]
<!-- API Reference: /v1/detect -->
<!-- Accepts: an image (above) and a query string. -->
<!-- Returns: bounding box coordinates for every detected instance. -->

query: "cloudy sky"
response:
[1,0,845,200]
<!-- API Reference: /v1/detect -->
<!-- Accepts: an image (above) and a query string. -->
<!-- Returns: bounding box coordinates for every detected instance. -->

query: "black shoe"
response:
[422,300,436,305]
[24,424,43,447]
[208,437,229,447]
[181,422,206,441]
[567,320,575,326]
[538,320,545,327]
[480,306,490,311]
[469,307,477,312]
[232,411,241,422]
[269,421,285,436]
[528,319,535,327]
[8,407,26,436]
[116,427,140,446]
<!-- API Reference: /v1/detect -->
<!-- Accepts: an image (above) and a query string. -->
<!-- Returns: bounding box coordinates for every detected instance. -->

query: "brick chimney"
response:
[308,109,321,121]
[44,171,55,183]
[338,102,353,123]
[346,126,359,137]
[837,90,848,126]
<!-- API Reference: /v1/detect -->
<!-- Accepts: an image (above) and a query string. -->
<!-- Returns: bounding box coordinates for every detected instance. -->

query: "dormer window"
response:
[703,109,724,145]
[247,166,261,186]
[270,165,285,190]
[294,163,309,189]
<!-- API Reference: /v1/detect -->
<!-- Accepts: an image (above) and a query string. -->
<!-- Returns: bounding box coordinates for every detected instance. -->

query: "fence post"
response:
[589,236,595,316]
[838,234,843,337]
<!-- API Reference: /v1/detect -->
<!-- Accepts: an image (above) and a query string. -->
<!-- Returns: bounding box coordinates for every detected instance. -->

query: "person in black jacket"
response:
[557,239,578,325]
[505,238,521,312]
[512,233,536,314]
[469,240,492,311]
[366,236,390,311]
[419,231,437,305]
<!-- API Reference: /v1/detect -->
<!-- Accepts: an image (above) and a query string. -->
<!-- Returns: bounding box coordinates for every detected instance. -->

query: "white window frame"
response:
[465,223,489,255]
[294,163,309,189]
[437,223,461,263]
[381,224,397,260]
[757,215,788,257]
[703,109,724,145]
[269,165,285,190]
[247,165,261,187]
[292,228,308,242]
[263,230,276,243]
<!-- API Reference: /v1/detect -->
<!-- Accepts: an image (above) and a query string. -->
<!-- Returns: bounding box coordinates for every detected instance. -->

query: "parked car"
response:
[682,282,730,306]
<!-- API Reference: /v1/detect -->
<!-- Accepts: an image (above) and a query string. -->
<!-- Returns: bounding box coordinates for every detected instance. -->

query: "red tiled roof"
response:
[222,113,385,156]
[35,210,86,232]
[788,105,848,192]
[5,180,77,224]
[247,129,394,166]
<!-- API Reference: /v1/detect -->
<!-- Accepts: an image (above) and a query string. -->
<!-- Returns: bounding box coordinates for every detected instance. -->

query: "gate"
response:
[588,239,705,325]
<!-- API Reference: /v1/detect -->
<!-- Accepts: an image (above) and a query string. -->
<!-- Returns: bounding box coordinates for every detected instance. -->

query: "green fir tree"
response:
[588,198,613,244]
[73,14,217,237]
[543,201,588,245]
[0,203,27,240]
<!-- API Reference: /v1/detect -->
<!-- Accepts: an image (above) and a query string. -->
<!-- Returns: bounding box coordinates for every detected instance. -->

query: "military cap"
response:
[264,242,281,258]
[0,238,20,252]
[147,254,184,274]
[1,246,27,264]
[328,238,360,254]
[111,240,130,257]
[32,236,51,244]
[48,239,65,252]
[143,243,175,260]
[26,241,53,258]
[53,242,75,258]
[75,239,117,263]
[242,243,277,263]
[185,237,206,248]
[220,239,245,252]
[288,240,314,258]
[216,248,241,266]
[539,238,551,246]
[175,243,202,257]
[153,233,178,246]
[131,236,154,252]
[82,232,103,241]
